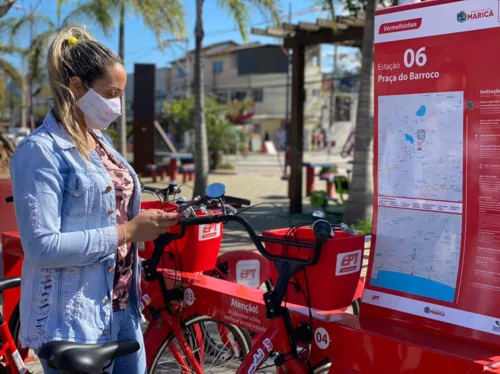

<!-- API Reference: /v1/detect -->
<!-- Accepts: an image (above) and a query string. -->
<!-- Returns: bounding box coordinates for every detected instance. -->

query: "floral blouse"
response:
[94,138,134,311]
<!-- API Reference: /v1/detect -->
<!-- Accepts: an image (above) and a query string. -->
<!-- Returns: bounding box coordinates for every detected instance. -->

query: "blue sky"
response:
[3,0,359,75]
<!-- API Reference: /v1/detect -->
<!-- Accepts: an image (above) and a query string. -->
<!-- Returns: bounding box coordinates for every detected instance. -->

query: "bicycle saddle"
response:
[37,340,139,374]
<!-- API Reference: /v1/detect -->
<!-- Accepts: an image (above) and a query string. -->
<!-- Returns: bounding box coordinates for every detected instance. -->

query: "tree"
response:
[106,0,185,158]
[0,0,15,18]
[0,45,24,103]
[192,0,280,196]
[322,0,381,224]
[341,0,376,224]
[164,95,241,170]
[5,0,183,146]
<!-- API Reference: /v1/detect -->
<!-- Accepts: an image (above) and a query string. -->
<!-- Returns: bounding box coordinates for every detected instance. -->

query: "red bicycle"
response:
[0,277,29,373]
[139,182,365,373]
[5,183,364,372]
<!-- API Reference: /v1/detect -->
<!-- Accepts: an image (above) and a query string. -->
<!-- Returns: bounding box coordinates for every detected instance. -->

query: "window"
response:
[335,96,351,122]
[213,61,223,73]
[312,56,319,67]
[252,89,264,102]
[178,67,185,78]
[312,89,320,97]
[231,91,247,101]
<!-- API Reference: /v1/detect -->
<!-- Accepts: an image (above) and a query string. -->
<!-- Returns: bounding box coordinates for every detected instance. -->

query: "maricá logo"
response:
[424,306,445,316]
[492,321,500,333]
[457,9,494,23]
[457,11,466,23]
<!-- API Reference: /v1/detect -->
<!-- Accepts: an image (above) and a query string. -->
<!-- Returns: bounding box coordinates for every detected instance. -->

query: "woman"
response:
[10,27,178,373]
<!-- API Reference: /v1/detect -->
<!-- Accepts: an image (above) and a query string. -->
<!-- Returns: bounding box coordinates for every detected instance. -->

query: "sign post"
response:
[363,0,500,349]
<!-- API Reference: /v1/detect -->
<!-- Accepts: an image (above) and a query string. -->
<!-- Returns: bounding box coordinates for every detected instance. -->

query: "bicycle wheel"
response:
[148,315,252,373]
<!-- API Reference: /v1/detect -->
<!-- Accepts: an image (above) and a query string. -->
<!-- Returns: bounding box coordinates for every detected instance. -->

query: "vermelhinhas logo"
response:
[424,306,445,317]
[457,8,494,23]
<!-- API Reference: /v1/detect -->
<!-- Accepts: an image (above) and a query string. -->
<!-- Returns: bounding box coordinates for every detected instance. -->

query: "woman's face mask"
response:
[77,88,121,131]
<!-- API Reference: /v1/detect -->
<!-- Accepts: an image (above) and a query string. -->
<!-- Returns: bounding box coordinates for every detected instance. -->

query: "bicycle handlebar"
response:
[179,214,331,266]
[223,195,251,207]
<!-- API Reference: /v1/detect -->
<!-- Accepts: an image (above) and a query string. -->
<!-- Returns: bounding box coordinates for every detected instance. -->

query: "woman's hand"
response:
[122,210,179,243]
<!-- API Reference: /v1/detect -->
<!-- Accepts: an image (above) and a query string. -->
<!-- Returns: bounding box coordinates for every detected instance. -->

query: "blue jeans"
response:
[38,303,146,374]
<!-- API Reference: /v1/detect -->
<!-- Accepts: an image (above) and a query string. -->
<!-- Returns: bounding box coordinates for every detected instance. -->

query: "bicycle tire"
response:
[148,314,251,373]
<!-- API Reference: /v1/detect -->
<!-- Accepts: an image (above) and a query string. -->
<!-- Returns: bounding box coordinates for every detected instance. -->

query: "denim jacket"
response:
[10,111,142,348]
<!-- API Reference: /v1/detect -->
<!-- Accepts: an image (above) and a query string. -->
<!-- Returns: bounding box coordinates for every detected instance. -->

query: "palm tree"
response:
[0,0,15,18]
[339,0,376,224]
[57,0,185,157]
[0,45,24,104]
[321,0,376,224]
[192,0,280,196]
[112,0,185,157]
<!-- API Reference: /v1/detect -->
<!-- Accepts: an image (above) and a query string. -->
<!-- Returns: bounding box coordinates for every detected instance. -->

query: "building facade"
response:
[167,41,323,148]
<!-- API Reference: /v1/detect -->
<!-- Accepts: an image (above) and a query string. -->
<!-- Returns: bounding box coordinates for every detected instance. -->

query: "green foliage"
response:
[216,0,280,42]
[164,95,241,155]
[218,162,235,170]
[310,190,330,209]
[321,0,394,17]
[103,124,118,144]
[226,99,253,118]
[163,96,195,134]
[350,219,372,235]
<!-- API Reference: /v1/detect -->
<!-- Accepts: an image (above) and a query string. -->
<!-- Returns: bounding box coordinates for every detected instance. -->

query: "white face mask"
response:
[77,88,121,131]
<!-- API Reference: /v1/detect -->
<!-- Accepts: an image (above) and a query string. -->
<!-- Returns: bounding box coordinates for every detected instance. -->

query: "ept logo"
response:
[335,250,362,276]
[198,223,221,241]
[240,269,257,279]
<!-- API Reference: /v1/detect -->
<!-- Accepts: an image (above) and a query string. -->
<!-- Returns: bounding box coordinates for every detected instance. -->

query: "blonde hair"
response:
[47,27,122,158]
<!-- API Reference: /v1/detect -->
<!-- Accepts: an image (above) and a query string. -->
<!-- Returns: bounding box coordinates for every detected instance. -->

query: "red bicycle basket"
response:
[263,227,365,311]
[138,201,223,272]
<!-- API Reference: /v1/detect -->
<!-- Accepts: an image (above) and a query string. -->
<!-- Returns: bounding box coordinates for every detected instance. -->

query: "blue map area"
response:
[370,270,455,302]
[405,134,414,144]
[416,105,426,117]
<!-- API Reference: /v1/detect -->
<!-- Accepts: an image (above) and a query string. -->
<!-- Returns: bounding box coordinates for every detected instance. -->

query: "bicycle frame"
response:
[0,302,27,373]
[142,267,348,373]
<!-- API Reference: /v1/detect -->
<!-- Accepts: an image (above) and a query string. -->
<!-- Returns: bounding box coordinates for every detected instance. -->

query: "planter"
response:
[210,169,238,175]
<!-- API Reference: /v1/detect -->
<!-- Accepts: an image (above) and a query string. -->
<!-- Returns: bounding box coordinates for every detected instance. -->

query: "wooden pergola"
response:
[252,16,364,214]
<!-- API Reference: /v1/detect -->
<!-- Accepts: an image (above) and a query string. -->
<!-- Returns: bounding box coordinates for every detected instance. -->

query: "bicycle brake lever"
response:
[178,196,202,212]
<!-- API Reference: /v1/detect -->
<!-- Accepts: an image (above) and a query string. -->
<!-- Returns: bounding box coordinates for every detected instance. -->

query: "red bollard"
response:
[169,158,178,181]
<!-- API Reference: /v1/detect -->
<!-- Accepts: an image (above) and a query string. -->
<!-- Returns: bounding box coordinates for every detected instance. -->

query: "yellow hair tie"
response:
[68,36,78,47]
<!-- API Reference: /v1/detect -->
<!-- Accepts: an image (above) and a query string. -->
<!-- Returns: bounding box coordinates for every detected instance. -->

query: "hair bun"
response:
[68,36,78,47]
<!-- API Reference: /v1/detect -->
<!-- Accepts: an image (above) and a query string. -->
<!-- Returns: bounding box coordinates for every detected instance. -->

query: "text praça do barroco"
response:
[377,63,439,84]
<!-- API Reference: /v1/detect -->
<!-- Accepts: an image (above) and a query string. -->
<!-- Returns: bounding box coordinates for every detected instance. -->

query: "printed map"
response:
[371,207,462,302]
[378,91,464,202]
